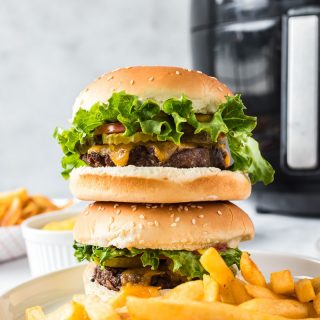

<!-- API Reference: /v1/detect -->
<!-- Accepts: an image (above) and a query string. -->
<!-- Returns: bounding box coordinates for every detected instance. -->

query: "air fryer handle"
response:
[281,7,320,174]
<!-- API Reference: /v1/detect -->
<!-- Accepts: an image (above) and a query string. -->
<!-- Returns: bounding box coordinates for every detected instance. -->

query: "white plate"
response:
[1,251,320,320]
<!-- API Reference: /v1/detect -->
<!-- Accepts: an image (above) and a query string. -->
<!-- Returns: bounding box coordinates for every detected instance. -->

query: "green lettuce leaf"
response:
[73,242,242,280]
[54,92,274,184]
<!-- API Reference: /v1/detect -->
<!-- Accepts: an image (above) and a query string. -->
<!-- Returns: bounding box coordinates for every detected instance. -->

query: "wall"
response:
[0,0,191,197]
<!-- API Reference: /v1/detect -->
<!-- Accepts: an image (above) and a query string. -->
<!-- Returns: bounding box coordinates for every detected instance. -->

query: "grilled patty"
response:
[92,266,185,291]
[82,145,229,169]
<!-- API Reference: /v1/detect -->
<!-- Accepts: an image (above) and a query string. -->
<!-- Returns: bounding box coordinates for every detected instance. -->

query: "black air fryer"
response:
[191,0,320,215]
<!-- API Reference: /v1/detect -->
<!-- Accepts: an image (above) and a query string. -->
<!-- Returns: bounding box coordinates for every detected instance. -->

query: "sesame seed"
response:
[113,204,119,208]
[169,206,173,211]
[191,205,196,208]
[178,205,183,210]
[116,209,121,215]
[147,221,154,226]
[139,214,145,219]
[152,205,158,209]
[198,214,204,218]
[138,223,143,229]
[98,206,102,211]
[187,69,192,72]
[184,206,189,211]
[177,207,182,212]
[148,76,154,81]
[217,87,223,92]
[84,210,89,216]
[131,205,137,212]
[171,222,177,227]
[197,206,203,209]
[154,220,159,227]
[106,75,113,81]
[170,213,175,218]
[191,218,196,225]
[160,203,164,208]
[176,71,181,75]
[175,217,180,222]
[196,70,202,74]
[130,79,135,85]
[217,210,223,215]
[210,76,217,80]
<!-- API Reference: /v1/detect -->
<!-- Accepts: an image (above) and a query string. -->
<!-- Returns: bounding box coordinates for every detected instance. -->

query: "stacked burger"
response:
[55,66,274,299]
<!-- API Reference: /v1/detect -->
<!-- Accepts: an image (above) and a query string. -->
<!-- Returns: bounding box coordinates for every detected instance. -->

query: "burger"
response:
[54,66,274,203]
[73,201,254,300]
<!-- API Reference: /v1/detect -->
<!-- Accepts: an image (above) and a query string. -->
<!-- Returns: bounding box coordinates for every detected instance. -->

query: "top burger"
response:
[54,66,274,203]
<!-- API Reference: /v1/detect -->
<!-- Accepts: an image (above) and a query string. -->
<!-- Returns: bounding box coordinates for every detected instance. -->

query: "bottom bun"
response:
[70,166,251,203]
[84,263,170,301]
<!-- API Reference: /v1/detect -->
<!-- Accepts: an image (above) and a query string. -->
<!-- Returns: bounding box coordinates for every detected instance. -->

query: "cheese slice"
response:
[88,142,203,167]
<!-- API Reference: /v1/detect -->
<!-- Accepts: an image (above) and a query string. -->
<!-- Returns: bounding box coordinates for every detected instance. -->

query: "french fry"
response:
[203,274,219,302]
[314,293,320,315]
[21,199,40,218]
[0,188,28,206]
[239,298,309,319]
[220,281,236,305]
[0,204,8,221]
[229,278,252,305]
[240,252,266,287]
[109,284,159,308]
[31,195,59,211]
[245,284,284,300]
[164,280,204,301]
[82,295,121,320]
[25,306,46,320]
[46,301,88,320]
[270,270,295,295]
[0,197,21,226]
[312,277,320,294]
[200,248,234,286]
[295,279,316,303]
[127,297,299,320]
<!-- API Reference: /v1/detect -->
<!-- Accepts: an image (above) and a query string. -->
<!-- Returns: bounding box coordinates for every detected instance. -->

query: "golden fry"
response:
[245,284,284,300]
[0,197,21,226]
[25,306,46,320]
[312,277,320,294]
[270,270,295,295]
[240,252,266,287]
[229,278,252,305]
[31,195,59,211]
[314,293,320,315]
[200,248,234,286]
[203,274,219,302]
[164,280,204,301]
[0,188,28,206]
[240,298,309,319]
[295,279,316,303]
[127,297,297,320]
[109,284,159,309]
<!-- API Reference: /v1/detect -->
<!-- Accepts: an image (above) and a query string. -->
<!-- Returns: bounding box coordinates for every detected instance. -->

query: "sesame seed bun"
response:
[70,166,251,203]
[73,201,254,251]
[72,66,233,116]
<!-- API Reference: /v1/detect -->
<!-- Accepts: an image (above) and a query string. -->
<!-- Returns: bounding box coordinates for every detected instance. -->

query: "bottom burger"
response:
[73,201,254,300]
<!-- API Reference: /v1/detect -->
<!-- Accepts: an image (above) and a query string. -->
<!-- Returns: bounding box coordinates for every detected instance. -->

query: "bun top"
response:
[73,201,254,251]
[73,66,233,116]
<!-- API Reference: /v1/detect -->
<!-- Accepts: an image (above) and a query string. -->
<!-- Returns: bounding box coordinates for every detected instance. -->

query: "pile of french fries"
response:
[26,248,320,320]
[0,188,72,226]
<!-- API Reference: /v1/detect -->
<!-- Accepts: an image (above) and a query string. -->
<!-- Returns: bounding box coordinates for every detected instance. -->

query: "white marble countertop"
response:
[0,199,319,295]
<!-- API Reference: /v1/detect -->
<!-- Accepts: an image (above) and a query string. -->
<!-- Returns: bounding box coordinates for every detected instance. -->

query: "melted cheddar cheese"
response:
[87,142,197,167]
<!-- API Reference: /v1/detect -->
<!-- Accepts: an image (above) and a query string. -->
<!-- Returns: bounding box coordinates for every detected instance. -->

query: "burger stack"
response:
[55,66,274,299]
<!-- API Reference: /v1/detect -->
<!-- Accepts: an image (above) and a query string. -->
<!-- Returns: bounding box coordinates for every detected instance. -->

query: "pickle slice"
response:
[102,132,157,145]
[103,257,142,268]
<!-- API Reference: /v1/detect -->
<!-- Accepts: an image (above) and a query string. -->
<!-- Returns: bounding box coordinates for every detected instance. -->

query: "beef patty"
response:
[82,144,229,169]
[92,266,185,291]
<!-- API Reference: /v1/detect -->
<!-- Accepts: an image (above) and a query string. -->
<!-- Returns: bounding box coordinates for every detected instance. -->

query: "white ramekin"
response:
[21,209,81,277]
